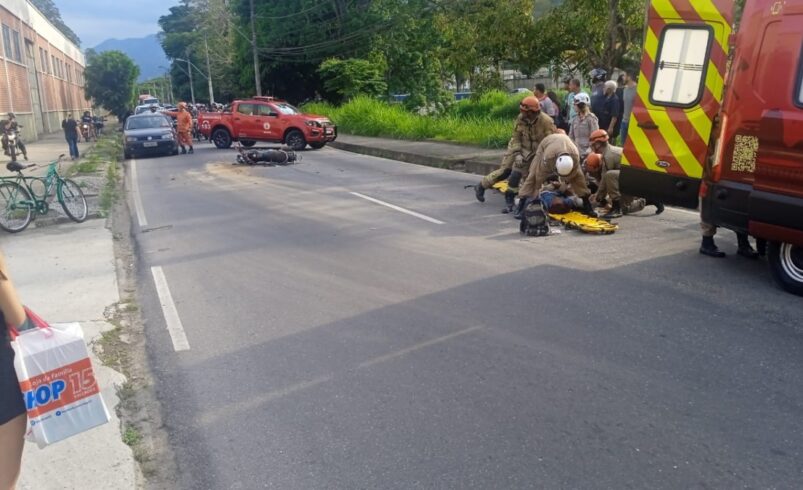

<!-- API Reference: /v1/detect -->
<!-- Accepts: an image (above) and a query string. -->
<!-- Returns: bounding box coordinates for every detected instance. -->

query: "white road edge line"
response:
[130,159,149,228]
[350,192,445,225]
[151,266,191,352]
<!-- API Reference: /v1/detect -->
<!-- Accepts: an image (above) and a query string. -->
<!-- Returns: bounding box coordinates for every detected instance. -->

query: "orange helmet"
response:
[519,96,541,112]
[589,129,609,144]
[585,153,602,173]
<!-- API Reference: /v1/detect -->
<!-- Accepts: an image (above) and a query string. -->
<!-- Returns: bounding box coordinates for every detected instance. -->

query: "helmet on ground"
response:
[574,92,590,105]
[585,153,602,173]
[589,129,609,144]
[520,96,541,112]
[556,154,574,176]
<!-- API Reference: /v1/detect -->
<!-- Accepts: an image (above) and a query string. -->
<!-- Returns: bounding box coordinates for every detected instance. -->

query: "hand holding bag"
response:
[9,308,110,448]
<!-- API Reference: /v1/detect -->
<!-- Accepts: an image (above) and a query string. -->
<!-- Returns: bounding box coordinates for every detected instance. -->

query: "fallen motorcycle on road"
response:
[234,143,299,166]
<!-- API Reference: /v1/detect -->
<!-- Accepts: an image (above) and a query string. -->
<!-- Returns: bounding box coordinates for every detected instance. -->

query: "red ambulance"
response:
[621,0,803,296]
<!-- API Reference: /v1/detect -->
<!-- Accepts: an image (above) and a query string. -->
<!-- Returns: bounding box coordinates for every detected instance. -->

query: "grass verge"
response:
[303,95,519,148]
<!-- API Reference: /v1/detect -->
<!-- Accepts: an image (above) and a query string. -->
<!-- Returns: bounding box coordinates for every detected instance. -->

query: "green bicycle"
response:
[0,154,88,233]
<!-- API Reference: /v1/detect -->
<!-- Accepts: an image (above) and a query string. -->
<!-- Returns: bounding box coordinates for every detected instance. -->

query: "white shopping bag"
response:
[10,309,110,448]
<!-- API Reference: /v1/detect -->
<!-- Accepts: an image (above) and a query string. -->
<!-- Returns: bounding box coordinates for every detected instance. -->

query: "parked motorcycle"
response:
[80,121,93,142]
[93,116,106,136]
[2,125,28,162]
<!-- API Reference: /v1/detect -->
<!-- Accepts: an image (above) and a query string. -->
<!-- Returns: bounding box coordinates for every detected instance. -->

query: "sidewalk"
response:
[1,219,139,489]
[329,134,504,176]
[0,129,99,176]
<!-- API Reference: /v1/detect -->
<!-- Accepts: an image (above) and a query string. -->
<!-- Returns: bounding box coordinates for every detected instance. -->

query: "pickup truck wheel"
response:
[241,140,256,147]
[309,142,326,150]
[212,128,232,149]
[768,241,803,296]
[285,130,306,151]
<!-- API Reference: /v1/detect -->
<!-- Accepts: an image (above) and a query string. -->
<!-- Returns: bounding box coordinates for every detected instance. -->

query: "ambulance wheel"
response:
[285,130,306,151]
[768,241,803,296]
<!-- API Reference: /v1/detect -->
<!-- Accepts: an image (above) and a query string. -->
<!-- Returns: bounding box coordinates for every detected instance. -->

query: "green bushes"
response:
[303,94,523,148]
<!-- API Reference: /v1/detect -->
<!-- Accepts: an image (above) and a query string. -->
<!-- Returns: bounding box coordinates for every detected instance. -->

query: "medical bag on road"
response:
[10,309,110,448]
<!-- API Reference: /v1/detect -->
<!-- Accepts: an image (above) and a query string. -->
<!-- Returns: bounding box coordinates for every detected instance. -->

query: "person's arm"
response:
[0,250,25,328]
[607,97,619,134]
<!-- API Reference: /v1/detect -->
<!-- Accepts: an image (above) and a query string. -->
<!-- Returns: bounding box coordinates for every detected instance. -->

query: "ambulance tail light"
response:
[711,113,728,182]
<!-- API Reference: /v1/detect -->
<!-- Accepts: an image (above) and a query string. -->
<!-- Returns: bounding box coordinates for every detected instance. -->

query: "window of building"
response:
[1,25,11,59]
[39,47,46,71]
[650,25,713,107]
[11,30,22,63]
[66,64,72,82]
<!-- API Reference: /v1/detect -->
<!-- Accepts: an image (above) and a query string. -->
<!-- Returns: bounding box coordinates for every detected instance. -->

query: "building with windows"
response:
[0,0,90,142]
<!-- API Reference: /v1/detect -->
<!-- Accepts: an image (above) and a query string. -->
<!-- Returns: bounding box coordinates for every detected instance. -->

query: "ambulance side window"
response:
[650,25,713,107]
[797,43,803,107]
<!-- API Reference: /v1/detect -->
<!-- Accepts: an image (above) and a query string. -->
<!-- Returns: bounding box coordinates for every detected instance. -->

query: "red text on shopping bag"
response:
[18,357,99,418]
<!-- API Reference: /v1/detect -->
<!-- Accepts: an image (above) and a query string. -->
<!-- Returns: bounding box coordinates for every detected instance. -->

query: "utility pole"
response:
[186,53,196,105]
[249,0,262,96]
[204,36,215,104]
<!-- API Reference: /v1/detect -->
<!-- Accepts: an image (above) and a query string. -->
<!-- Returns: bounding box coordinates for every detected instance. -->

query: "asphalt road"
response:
[128,141,803,489]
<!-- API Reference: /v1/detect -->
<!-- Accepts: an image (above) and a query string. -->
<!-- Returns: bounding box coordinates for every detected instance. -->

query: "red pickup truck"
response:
[197,96,337,151]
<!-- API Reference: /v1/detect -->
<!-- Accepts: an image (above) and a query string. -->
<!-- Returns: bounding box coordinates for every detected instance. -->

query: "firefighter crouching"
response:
[474,96,556,213]
[588,129,664,219]
[517,132,595,217]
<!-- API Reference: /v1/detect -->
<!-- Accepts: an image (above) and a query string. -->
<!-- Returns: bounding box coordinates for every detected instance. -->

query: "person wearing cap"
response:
[568,92,599,157]
[176,102,194,154]
[589,129,663,219]
[517,132,595,217]
[473,95,556,212]
[598,80,621,138]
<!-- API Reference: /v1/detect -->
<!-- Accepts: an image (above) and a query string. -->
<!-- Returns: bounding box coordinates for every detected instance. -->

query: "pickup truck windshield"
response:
[274,103,300,115]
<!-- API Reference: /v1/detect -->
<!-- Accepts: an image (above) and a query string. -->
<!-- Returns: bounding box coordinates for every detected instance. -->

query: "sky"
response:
[53,0,180,48]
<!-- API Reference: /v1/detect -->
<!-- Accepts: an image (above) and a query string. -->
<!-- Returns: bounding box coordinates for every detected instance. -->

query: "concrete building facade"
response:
[0,0,90,142]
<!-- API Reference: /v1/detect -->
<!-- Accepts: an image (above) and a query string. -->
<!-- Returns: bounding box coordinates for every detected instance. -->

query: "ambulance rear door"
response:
[620,0,735,208]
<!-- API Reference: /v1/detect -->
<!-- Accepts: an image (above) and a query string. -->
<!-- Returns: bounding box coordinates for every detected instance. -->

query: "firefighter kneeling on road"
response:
[516,132,595,218]
[588,129,664,219]
[473,96,556,213]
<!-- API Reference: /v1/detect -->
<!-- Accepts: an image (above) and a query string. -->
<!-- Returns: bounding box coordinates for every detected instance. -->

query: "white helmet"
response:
[574,92,590,105]
[556,154,574,176]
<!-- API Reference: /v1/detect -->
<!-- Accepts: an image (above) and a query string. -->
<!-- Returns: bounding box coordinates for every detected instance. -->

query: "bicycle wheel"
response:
[0,181,33,232]
[57,178,88,222]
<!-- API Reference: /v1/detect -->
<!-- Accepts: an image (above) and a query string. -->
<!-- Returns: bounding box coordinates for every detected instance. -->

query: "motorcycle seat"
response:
[6,161,26,172]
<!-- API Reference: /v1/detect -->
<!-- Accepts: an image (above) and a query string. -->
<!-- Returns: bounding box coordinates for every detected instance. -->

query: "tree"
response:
[30,0,81,46]
[84,51,140,118]
[318,57,387,103]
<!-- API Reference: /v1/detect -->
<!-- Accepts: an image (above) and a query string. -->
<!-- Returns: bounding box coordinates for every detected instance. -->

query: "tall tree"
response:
[30,0,81,46]
[84,50,140,118]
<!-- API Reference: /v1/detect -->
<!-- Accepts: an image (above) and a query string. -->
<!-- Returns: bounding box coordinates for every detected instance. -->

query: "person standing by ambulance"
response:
[0,249,31,490]
[176,102,194,155]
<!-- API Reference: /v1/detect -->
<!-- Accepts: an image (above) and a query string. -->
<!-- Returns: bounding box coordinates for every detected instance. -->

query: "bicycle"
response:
[0,154,88,233]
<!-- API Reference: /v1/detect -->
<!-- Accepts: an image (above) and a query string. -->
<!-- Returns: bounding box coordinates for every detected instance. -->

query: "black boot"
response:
[737,233,759,259]
[756,239,767,257]
[581,196,597,218]
[513,196,527,220]
[501,191,516,214]
[647,199,665,215]
[180,146,187,154]
[474,183,486,203]
[700,236,726,258]
[602,199,622,220]
[188,147,194,154]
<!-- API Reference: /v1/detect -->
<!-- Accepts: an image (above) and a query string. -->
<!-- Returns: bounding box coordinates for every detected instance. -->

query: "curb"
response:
[34,212,105,228]
[329,140,500,177]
